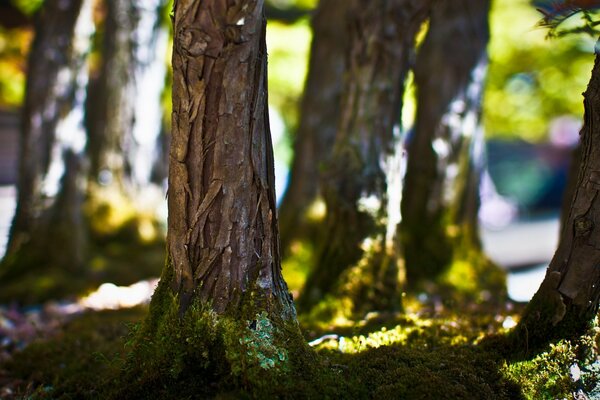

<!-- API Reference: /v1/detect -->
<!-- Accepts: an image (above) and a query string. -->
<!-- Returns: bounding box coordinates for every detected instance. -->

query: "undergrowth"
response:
[3,299,598,399]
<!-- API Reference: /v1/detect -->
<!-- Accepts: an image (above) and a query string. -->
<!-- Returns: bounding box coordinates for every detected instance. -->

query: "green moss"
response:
[4,296,599,399]
[4,307,147,399]
[113,268,331,399]
[0,192,165,304]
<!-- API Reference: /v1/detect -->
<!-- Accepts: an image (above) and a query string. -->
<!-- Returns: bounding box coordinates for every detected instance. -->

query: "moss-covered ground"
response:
[0,189,165,305]
[2,293,598,399]
[1,235,599,399]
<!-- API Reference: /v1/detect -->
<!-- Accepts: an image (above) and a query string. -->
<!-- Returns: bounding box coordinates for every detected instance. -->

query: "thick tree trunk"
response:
[123,3,313,395]
[401,0,492,284]
[6,0,86,257]
[165,0,294,318]
[297,0,430,316]
[515,45,600,350]
[277,0,348,254]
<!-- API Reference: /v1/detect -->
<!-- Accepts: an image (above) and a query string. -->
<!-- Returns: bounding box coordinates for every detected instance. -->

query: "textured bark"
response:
[277,0,348,253]
[516,46,600,349]
[560,144,581,231]
[6,0,85,257]
[297,0,430,315]
[165,0,295,319]
[85,0,137,188]
[401,0,490,282]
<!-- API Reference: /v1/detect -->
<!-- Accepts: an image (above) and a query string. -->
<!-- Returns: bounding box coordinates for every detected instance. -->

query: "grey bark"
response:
[401,0,490,282]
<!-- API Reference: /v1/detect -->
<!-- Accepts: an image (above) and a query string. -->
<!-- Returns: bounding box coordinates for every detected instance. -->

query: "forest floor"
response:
[0,282,598,399]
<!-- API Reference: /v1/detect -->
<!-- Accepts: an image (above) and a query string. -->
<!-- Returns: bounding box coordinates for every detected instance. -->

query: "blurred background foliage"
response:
[0,0,596,145]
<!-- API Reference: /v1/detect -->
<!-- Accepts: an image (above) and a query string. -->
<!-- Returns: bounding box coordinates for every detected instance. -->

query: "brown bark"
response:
[166,0,295,319]
[297,0,430,315]
[401,0,490,282]
[516,45,600,349]
[277,0,348,254]
[6,0,85,257]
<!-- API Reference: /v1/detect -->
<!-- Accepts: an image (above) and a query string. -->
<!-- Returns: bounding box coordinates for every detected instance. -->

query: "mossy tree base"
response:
[117,269,321,399]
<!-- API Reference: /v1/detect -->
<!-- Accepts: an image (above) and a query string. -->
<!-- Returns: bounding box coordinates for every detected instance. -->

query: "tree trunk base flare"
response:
[300,227,403,323]
[508,40,600,356]
[114,265,322,399]
[435,228,506,306]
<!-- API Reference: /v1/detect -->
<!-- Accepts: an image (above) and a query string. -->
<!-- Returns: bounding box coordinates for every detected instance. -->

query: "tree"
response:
[401,0,503,298]
[514,40,600,351]
[297,0,431,316]
[1,0,167,304]
[123,1,313,396]
[0,0,93,302]
[277,0,348,254]
[86,0,138,190]
[5,0,89,258]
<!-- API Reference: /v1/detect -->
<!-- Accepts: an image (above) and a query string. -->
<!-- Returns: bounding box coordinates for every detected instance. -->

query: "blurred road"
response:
[481,216,559,302]
[481,217,559,270]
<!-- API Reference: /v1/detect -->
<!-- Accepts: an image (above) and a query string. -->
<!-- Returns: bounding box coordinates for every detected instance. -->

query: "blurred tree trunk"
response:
[401,0,498,292]
[123,2,311,394]
[297,0,430,316]
[6,0,89,258]
[277,0,348,254]
[515,46,600,351]
[1,0,93,302]
[85,0,137,189]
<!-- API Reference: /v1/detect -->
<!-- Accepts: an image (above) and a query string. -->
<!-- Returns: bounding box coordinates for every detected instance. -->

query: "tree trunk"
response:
[125,1,311,395]
[401,0,493,286]
[297,0,430,316]
[515,44,600,350]
[277,0,348,254]
[0,0,93,303]
[6,0,87,257]
[85,0,137,189]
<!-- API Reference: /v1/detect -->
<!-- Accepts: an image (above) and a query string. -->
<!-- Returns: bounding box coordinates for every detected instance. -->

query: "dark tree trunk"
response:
[515,45,600,351]
[5,0,87,257]
[165,0,294,317]
[125,3,311,394]
[1,0,93,303]
[277,0,348,254]
[297,0,430,316]
[401,0,492,284]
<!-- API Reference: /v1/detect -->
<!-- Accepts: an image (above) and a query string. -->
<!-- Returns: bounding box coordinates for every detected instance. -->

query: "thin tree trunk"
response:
[401,0,491,283]
[277,0,348,254]
[515,44,600,350]
[85,0,137,189]
[297,0,430,316]
[6,0,86,257]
